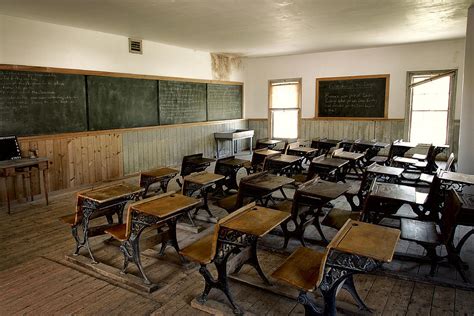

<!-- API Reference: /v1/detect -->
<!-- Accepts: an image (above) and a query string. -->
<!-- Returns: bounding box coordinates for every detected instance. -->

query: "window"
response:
[268,79,301,139]
[407,70,456,145]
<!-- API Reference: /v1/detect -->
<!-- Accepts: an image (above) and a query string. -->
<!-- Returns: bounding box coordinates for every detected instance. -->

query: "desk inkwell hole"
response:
[352,223,359,226]
[170,194,175,197]
[252,207,258,210]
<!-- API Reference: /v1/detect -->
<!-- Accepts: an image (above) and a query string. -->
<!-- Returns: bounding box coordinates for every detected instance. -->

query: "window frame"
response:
[404,69,457,147]
[268,78,302,140]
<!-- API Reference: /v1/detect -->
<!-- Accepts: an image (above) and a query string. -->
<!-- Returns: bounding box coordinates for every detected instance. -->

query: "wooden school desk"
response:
[0,157,49,214]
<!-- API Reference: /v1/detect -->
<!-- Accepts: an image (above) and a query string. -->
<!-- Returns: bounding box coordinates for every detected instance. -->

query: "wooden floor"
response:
[1,164,474,315]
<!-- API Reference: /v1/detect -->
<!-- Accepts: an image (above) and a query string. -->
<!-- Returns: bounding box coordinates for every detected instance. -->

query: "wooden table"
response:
[0,157,49,214]
[352,140,390,161]
[298,179,351,243]
[219,206,290,313]
[183,172,225,218]
[438,170,474,191]
[366,164,404,182]
[125,193,200,284]
[178,153,215,186]
[243,173,295,201]
[214,157,249,191]
[311,138,341,156]
[266,154,303,175]
[256,139,282,150]
[311,157,349,182]
[253,149,281,157]
[367,182,416,223]
[333,151,365,177]
[392,141,417,157]
[139,167,179,197]
[76,183,143,263]
[287,146,317,158]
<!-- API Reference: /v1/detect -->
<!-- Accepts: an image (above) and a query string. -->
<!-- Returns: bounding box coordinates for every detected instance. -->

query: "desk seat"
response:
[60,214,77,226]
[321,208,359,230]
[180,233,214,265]
[419,173,434,184]
[400,218,438,244]
[105,224,128,241]
[216,194,239,213]
[415,191,429,205]
[271,247,325,292]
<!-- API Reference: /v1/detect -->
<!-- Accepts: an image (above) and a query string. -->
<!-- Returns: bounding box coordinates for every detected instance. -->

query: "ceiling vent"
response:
[128,38,143,54]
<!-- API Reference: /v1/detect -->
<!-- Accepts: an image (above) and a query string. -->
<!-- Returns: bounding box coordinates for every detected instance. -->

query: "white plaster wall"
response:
[0,14,243,82]
[458,5,474,173]
[243,40,465,119]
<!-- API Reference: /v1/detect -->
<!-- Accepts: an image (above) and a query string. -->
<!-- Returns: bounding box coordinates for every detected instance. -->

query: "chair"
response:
[370,140,398,165]
[180,203,258,313]
[419,153,455,184]
[216,172,270,213]
[400,190,465,280]
[242,150,279,174]
[321,177,377,231]
[284,141,300,154]
[272,177,323,248]
[176,153,210,187]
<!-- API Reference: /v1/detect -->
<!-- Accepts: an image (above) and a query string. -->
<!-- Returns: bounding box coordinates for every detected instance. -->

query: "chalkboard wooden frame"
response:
[315,74,390,119]
[0,64,243,136]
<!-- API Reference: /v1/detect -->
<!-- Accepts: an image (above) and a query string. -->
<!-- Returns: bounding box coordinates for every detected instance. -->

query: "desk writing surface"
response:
[220,158,249,166]
[221,206,290,237]
[288,147,317,153]
[312,157,349,168]
[244,174,295,191]
[254,149,281,156]
[269,154,301,163]
[259,139,281,145]
[184,172,224,185]
[141,167,179,178]
[130,193,200,218]
[394,142,417,148]
[333,151,365,160]
[329,219,400,262]
[79,183,142,203]
[438,171,474,185]
[371,183,416,203]
[367,164,404,177]
[299,180,350,200]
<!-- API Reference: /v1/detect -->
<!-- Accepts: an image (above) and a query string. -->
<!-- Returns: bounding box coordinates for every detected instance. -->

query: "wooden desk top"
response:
[221,205,290,237]
[333,151,365,160]
[367,164,404,177]
[79,183,143,203]
[141,167,179,178]
[258,139,281,145]
[329,219,400,262]
[268,154,301,163]
[298,180,350,200]
[371,183,416,203]
[288,147,317,154]
[130,193,200,218]
[394,141,417,148]
[254,149,281,156]
[244,173,295,191]
[393,156,419,165]
[220,158,249,167]
[0,157,49,169]
[312,157,349,168]
[184,172,225,185]
[438,171,474,185]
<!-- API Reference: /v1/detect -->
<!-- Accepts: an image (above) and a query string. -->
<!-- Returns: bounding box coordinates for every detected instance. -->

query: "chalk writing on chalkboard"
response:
[207,84,242,121]
[0,70,87,136]
[159,81,207,124]
[316,75,389,118]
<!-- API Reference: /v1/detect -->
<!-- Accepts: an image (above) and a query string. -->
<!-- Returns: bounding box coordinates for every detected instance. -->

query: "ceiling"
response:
[0,0,473,57]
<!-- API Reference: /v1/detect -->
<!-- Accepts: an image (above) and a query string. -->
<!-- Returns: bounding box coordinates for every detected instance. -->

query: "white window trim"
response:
[268,78,302,140]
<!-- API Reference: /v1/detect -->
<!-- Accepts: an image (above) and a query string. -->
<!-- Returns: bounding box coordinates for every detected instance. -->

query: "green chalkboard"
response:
[158,81,207,124]
[316,75,389,118]
[0,70,87,136]
[87,76,158,130]
[207,84,242,121]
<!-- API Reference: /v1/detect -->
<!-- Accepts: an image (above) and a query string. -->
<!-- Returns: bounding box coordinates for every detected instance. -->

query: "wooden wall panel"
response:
[121,120,249,175]
[249,118,405,145]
